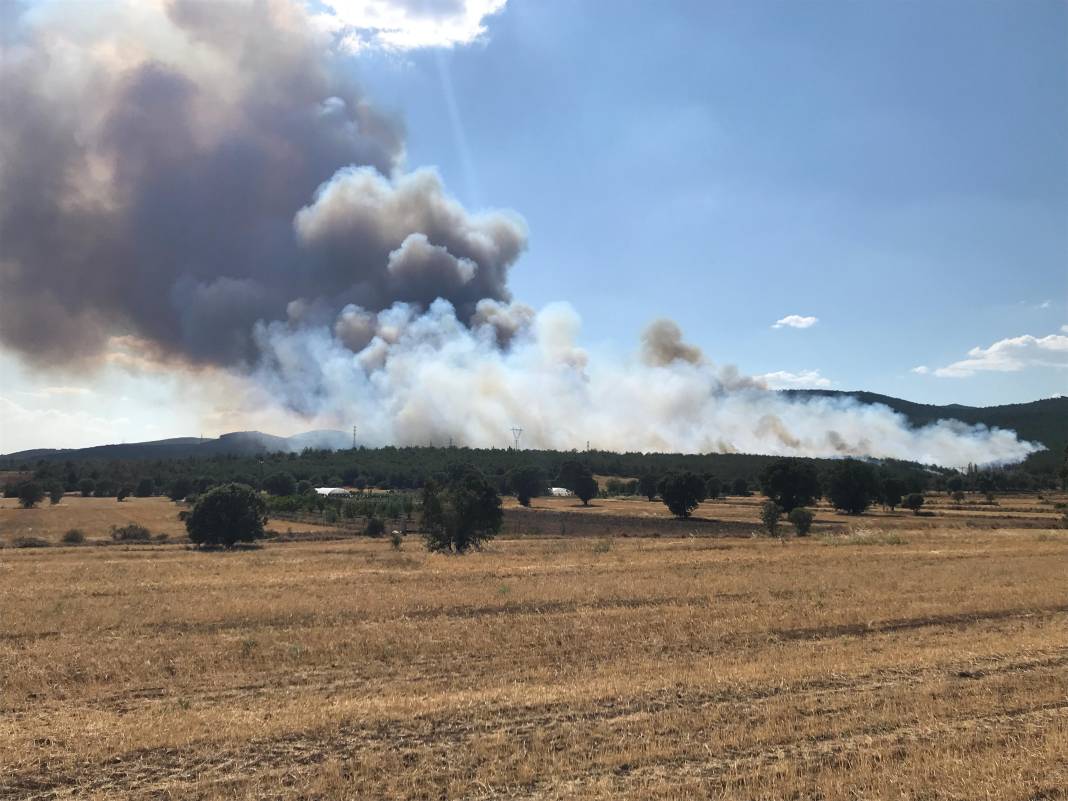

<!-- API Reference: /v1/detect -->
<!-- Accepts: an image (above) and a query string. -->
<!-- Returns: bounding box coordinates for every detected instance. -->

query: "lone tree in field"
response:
[827,459,880,515]
[904,493,925,515]
[508,465,545,507]
[48,483,64,505]
[880,477,905,511]
[78,478,95,497]
[185,483,268,548]
[262,472,296,497]
[18,482,44,509]
[788,507,814,536]
[422,466,502,553]
[760,501,782,536]
[657,472,706,519]
[759,458,821,512]
[638,474,659,501]
[556,460,598,506]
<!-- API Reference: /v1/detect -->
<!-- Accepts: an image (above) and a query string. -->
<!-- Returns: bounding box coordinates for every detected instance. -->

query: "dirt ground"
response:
[1,492,1066,799]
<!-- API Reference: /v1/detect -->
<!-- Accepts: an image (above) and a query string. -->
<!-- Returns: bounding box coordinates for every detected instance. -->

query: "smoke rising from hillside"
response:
[0,0,1041,466]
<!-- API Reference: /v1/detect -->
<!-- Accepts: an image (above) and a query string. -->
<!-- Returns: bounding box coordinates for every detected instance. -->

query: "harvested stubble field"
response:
[1,498,1067,799]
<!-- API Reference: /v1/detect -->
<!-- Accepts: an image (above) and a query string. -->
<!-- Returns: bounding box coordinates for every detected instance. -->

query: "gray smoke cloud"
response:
[0,0,522,366]
[0,0,1043,467]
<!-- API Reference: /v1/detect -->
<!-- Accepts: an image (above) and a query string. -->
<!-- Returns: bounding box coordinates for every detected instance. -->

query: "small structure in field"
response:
[549,487,573,497]
[315,487,351,498]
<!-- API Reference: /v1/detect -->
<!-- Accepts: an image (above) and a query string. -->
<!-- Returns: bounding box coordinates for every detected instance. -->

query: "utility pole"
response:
[510,426,523,451]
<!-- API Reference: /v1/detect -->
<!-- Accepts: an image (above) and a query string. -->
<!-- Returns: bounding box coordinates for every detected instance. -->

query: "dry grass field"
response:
[1,494,1067,799]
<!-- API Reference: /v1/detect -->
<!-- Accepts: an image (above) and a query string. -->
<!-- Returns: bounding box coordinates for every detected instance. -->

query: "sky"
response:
[0,0,1065,454]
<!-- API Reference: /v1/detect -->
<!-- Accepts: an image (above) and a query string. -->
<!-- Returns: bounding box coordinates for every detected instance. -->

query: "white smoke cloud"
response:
[757,369,832,389]
[241,304,1040,467]
[772,315,819,329]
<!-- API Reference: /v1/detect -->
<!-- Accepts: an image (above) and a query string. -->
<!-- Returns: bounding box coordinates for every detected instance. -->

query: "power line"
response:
[510,426,523,451]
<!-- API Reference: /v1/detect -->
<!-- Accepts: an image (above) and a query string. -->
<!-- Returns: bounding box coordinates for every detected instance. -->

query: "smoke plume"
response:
[0,0,1041,467]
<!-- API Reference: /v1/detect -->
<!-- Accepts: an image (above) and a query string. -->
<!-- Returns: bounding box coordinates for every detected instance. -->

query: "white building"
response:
[549,487,573,497]
[315,487,352,498]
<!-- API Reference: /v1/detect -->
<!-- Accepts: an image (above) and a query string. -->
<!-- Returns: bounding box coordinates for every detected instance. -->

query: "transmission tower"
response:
[510,426,523,451]
[352,425,357,449]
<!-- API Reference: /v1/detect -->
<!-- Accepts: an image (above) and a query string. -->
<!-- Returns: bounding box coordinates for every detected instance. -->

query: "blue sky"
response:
[355,0,1067,405]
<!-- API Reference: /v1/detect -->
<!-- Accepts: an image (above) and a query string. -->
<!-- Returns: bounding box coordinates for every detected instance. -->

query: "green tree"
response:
[78,478,95,498]
[508,465,545,507]
[657,472,706,518]
[573,473,599,506]
[946,475,964,494]
[880,477,905,511]
[18,482,44,509]
[788,507,814,536]
[134,477,155,497]
[557,461,597,506]
[421,467,502,554]
[704,476,721,500]
[185,483,268,548]
[116,487,130,502]
[638,474,659,502]
[168,477,193,502]
[826,459,879,515]
[47,482,64,505]
[731,477,750,496]
[760,500,782,536]
[759,459,821,512]
[904,493,925,515]
[262,472,297,497]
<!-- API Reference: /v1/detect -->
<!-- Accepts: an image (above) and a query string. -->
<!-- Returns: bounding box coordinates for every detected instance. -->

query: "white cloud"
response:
[319,0,508,51]
[921,331,1068,378]
[757,369,832,389]
[772,314,818,330]
[911,365,930,375]
[1038,299,1051,309]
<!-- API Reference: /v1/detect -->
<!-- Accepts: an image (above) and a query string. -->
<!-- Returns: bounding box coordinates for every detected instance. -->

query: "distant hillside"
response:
[2,394,1064,466]
[784,391,1068,453]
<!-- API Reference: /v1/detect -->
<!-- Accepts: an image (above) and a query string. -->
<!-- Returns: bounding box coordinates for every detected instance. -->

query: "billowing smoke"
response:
[0,0,1041,467]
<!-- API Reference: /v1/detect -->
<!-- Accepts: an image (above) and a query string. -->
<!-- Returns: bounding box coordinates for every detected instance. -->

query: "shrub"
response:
[116,487,130,502]
[759,459,821,512]
[111,523,152,542]
[185,483,268,548]
[365,517,385,537]
[657,472,706,518]
[390,530,403,550]
[904,493,925,515]
[788,507,814,537]
[952,490,966,504]
[18,481,44,509]
[760,501,782,536]
[48,483,65,505]
[13,536,49,548]
[62,528,87,544]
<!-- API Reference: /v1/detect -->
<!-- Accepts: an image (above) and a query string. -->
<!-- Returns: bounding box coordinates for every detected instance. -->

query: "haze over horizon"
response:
[0,0,1064,458]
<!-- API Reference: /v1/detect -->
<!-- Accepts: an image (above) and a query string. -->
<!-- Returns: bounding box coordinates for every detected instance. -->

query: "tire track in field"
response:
[5,650,1068,800]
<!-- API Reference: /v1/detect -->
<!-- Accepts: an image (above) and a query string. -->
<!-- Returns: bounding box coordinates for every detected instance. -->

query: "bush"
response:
[62,528,86,544]
[759,459,821,512]
[657,472,706,518]
[13,536,50,548]
[788,508,814,536]
[111,523,152,542]
[18,481,44,509]
[390,530,403,550]
[760,501,782,536]
[365,517,385,537]
[48,483,65,505]
[422,466,501,554]
[116,487,131,502]
[185,483,268,548]
[904,493,925,515]
[826,459,879,515]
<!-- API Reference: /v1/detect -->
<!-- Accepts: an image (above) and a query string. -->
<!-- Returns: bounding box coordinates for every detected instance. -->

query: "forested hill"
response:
[785,392,1068,453]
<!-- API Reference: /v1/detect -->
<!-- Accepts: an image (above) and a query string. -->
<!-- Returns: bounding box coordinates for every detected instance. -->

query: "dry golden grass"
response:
[0,496,339,545]
[1,495,1066,799]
